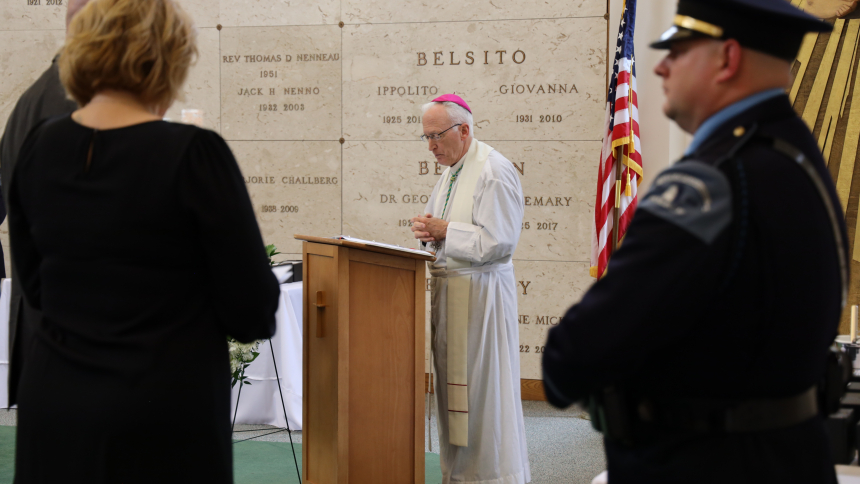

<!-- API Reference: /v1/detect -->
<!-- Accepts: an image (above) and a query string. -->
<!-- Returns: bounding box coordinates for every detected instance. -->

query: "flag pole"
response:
[612,145,623,255]
[610,0,626,257]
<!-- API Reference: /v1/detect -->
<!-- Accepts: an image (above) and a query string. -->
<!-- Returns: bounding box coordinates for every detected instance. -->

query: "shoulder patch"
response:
[638,160,732,244]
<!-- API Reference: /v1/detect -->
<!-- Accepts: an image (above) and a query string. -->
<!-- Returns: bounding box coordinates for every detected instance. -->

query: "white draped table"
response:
[229,281,303,430]
[0,278,304,431]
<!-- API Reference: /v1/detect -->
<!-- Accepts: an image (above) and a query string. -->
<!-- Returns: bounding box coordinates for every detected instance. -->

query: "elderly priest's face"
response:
[422,104,471,167]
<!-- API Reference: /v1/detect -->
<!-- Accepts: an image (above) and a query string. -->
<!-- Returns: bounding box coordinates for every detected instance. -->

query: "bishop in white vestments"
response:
[410,94,530,484]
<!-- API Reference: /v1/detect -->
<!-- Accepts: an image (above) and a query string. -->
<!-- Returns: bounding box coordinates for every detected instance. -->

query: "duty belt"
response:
[637,386,819,434]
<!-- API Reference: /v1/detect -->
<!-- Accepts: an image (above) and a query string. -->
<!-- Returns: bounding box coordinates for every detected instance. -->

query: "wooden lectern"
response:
[295,235,434,484]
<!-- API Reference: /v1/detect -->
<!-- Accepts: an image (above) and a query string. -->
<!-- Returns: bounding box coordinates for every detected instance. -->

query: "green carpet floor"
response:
[0,426,442,483]
[0,427,12,484]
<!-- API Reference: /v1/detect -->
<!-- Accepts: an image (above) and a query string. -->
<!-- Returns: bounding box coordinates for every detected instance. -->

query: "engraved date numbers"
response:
[520,345,546,354]
[540,115,563,123]
[383,116,423,124]
[516,115,562,123]
[262,205,299,213]
[259,104,305,112]
[522,221,557,230]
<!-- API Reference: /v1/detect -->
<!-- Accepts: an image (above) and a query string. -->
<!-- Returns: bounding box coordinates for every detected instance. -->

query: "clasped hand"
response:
[410,213,448,243]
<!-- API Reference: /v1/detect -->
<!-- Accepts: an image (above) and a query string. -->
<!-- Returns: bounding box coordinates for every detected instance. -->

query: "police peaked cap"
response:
[651,0,833,60]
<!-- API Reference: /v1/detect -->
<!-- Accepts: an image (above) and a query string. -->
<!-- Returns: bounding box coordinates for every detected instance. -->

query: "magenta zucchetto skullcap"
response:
[432,93,471,114]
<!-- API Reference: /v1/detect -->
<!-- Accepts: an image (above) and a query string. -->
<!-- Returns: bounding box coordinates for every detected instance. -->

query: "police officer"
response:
[542,1,845,482]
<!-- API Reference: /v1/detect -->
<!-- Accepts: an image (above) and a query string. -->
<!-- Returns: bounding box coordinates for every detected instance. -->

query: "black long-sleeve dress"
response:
[9,115,280,483]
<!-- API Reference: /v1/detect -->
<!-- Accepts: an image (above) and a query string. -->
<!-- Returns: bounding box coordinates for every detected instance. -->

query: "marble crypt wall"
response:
[0,0,609,380]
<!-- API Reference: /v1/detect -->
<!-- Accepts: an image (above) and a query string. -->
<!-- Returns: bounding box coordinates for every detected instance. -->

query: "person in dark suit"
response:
[0,0,89,409]
[542,1,844,482]
[8,0,280,482]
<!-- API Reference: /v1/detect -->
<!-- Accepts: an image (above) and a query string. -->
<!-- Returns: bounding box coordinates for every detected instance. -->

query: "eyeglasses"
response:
[420,124,462,142]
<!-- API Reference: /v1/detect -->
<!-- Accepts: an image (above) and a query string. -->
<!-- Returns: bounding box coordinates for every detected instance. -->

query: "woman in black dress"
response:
[9,0,280,482]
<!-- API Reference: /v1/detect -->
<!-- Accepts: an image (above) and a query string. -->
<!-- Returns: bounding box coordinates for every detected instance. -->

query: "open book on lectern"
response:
[332,236,435,257]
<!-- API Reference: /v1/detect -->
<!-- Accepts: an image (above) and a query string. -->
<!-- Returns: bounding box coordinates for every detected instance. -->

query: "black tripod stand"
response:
[231,338,301,483]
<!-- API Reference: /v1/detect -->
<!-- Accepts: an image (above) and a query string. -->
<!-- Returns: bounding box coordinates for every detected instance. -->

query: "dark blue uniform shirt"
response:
[543,94,846,483]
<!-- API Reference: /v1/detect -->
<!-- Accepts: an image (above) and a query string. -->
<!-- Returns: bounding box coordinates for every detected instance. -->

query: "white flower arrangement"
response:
[228,339,261,388]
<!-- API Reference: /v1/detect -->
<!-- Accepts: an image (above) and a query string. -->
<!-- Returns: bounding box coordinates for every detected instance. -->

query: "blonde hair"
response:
[60,0,198,111]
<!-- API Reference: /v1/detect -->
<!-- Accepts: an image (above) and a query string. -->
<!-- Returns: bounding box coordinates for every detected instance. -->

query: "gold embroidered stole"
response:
[434,139,493,447]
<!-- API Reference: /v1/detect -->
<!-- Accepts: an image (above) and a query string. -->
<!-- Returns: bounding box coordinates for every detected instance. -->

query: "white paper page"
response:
[334,236,434,257]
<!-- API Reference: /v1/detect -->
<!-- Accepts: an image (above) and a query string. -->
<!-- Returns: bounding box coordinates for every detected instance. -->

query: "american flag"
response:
[590,0,642,278]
